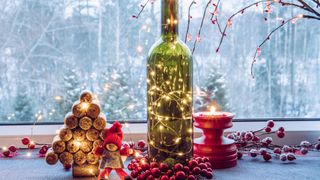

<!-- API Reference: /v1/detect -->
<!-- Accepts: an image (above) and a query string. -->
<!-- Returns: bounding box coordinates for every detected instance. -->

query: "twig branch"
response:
[191,0,212,55]
[184,0,196,43]
[132,0,151,19]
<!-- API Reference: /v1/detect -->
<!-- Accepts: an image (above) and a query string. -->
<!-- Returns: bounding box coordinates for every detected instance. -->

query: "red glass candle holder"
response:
[193,112,237,169]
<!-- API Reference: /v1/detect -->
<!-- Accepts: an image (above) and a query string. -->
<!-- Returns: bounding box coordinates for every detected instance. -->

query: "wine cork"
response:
[86,152,99,165]
[80,139,93,153]
[93,114,106,130]
[79,90,93,103]
[79,117,92,130]
[59,151,73,165]
[100,128,108,139]
[74,150,86,165]
[72,101,87,118]
[45,149,59,165]
[86,103,100,119]
[59,128,73,142]
[52,136,66,154]
[93,139,103,148]
[86,128,100,141]
[73,128,86,141]
[67,140,80,153]
[64,113,78,129]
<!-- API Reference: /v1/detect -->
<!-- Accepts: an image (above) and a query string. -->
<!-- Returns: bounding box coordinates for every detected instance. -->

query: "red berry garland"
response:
[227,120,320,162]
[127,157,214,179]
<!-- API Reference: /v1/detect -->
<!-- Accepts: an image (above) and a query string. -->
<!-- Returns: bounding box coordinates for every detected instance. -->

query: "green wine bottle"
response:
[147,0,193,163]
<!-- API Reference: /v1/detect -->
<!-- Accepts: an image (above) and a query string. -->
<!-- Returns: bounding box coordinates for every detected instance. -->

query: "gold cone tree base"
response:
[72,163,99,177]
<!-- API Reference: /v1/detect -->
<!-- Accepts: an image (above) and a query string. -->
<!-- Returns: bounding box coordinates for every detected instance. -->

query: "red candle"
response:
[193,107,237,169]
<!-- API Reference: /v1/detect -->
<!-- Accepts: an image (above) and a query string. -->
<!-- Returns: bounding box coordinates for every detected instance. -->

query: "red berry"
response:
[2,150,10,157]
[245,132,253,141]
[41,145,49,151]
[206,168,213,172]
[192,167,201,175]
[175,171,186,180]
[201,169,208,176]
[160,175,169,180]
[280,154,287,161]
[144,170,152,177]
[315,143,320,150]
[287,153,296,161]
[169,177,175,180]
[8,146,17,152]
[195,157,203,163]
[128,164,133,171]
[277,131,285,138]
[147,175,155,180]
[21,137,30,145]
[174,163,183,171]
[28,143,35,149]
[267,120,275,128]
[250,149,258,157]
[278,127,285,132]
[64,163,72,170]
[151,168,161,178]
[187,175,196,180]
[252,136,260,142]
[183,166,190,173]
[188,160,198,169]
[237,151,243,159]
[202,157,210,163]
[300,148,308,155]
[205,162,212,168]
[130,170,138,178]
[259,148,267,155]
[273,148,281,154]
[150,162,158,168]
[142,163,150,171]
[138,140,146,148]
[264,127,272,133]
[205,171,213,179]
[137,174,145,180]
[263,153,272,161]
[39,148,46,155]
[166,170,173,177]
[129,141,135,148]
[198,163,207,169]
[159,163,169,172]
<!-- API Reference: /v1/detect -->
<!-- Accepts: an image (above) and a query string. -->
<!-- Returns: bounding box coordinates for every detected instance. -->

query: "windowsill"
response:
[0,121,319,147]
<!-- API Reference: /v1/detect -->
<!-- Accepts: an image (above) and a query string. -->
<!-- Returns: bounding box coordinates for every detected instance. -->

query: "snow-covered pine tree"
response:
[100,69,140,120]
[53,68,82,120]
[195,68,229,112]
[13,87,34,122]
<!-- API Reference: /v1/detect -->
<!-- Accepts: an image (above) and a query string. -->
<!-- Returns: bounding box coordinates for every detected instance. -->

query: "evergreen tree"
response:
[195,68,229,112]
[13,88,34,122]
[53,68,82,120]
[100,69,140,120]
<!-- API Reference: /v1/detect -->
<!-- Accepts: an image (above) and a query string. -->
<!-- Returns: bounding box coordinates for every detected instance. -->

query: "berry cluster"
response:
[128,157,213,180]
[227,120,320,162]
[121,140,147,157]
[1,145,17,157]
[21,137,49,156]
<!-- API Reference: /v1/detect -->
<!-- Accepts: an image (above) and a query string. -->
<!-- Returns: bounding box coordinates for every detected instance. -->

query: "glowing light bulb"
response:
[75,141,81,147]
[297,14,303,18]
[136,45,143,53]
[175,138,181,143]
[2,147,8,151]
[55,129,61,134]
[26,152,32,157]
[89,169,93,174]
[188,128,193,133]
[80,102,89,111]
[178,152,183,156]
[54,96,62,101]
[159,125,164,131]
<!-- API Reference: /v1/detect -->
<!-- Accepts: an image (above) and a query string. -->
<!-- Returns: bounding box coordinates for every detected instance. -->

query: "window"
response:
[0,0,319,123]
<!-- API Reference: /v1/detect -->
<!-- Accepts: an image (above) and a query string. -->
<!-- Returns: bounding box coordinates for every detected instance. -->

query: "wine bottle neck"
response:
[161,0,179,41]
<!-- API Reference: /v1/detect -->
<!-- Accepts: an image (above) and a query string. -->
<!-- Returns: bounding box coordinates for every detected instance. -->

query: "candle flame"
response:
[210,106,216,113]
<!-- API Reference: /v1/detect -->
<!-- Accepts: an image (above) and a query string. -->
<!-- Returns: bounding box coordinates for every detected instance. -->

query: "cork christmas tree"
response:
[45,91,107,177]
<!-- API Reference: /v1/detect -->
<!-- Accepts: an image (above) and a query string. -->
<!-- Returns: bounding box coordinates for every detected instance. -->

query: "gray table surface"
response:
[0,151,319,180]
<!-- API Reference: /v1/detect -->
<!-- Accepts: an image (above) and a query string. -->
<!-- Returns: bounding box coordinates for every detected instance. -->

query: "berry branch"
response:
[216,0,320,78]
[132,0,152,19]
[227,120,320,162]
[184,0,196,43]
